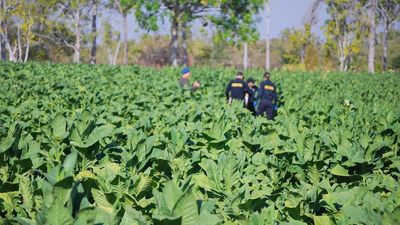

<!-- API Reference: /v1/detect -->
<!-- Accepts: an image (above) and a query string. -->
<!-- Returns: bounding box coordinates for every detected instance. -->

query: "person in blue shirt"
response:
[225,71,253,105]
[256,72,278,120]
[179,67,201,92]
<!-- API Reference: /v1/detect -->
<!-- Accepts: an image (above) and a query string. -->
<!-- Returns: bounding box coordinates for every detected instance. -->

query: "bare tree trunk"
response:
[24,27,31,62]
[4,39,15,61]
[339,56,345,72]
[90,0,97,64]
[382,21,389,71]
[74,7,81,63]
[338,29,351,72]
[243,42,248,69]
[343,53,349,73]
[170,15,179,67]
[376,1,400,71]
[1,26,15,61]
[0,35,2,60]
[17,24,22,61]
[300,46,306,65]
[181,22,188,66]
[339,38,346,72]
[0,36,5,60]
[368,0,376,73]
[0,0,13,61]
[113,41,121,65]
[123,13,128,64]
[265,0,271,70]
[0,0,6,60]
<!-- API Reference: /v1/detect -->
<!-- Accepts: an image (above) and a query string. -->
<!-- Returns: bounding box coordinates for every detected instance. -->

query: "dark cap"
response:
[247,77,255,83]
[181,67,190,75]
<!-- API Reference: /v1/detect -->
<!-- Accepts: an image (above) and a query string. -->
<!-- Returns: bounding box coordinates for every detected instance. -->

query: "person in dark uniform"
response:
[225,71,253,105]
[256,72,278,120]
[245,77,258,115]
[179,67,201,91]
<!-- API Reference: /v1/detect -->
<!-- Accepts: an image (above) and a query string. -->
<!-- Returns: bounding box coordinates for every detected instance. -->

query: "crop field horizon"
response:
[0,62,399,225]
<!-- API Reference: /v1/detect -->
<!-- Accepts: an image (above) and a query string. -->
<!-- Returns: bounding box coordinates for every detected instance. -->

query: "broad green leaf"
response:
[284,194,302,208]
[192,173,214,191]
[86,124,115,146]
[11,217,35,225]
[313,215,332,225]
[76,170,97,180]
[73,208,96,225]
[382,207,400,225]
[194,212,219,225]
[173,192,198,225]
[92,189,114,216]
[0,192,14,206]
[40,203,74,225]
[121,206,150,225]
[53,177,73,207]
[63,151,78,175]
[330,164,349,176]
[0,136,14,152]
[52,114,68,141]
[280,219,307,225]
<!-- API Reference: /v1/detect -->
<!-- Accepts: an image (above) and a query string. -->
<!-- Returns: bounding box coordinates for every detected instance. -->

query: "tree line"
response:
[0,0,399,72]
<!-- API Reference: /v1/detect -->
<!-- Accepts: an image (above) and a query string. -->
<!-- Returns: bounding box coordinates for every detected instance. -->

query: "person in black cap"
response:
[225,71,253,105]
[179,67,201,91]
[245,77,258,115]
[256,72,278,120]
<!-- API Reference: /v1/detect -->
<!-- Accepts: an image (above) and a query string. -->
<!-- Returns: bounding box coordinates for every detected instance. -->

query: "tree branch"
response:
[33,32,76,51]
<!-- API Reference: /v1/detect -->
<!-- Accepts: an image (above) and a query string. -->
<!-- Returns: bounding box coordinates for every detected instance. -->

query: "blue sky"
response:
[103,0,328,41]
[258,0,328,38]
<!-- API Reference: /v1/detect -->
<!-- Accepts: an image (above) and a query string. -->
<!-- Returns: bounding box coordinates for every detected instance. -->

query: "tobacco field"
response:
[0,62,399,225]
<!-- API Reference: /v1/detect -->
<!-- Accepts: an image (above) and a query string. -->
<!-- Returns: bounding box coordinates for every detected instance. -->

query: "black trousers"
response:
[246,101,256,115]
[257,99,275,120]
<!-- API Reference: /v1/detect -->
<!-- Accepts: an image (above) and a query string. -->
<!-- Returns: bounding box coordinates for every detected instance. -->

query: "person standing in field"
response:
[256,72,278,120]
[225,71,253,105]
[179,67,201,91]
[245,77,258,115]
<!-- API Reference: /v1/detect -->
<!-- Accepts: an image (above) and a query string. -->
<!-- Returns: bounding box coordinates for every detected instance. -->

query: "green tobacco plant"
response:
[0,62,399,224]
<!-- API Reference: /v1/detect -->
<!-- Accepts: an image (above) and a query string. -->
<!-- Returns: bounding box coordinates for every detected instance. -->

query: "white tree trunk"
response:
[10,45,16,61]
[368,0,376,73]
[2,34,15,61]
[17,24,22,61]
[74,7,81,63]
[243,42,248,69]
[0,28,15,61]
[0,0,9,61]
[382,21,389,71]
[113,41,121,65]
[337,29,351,72]
[24,27,31,62]
[123,13,128,65]
[6,44,15,61]
[265,0,271,70]
[338,38,346,72]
